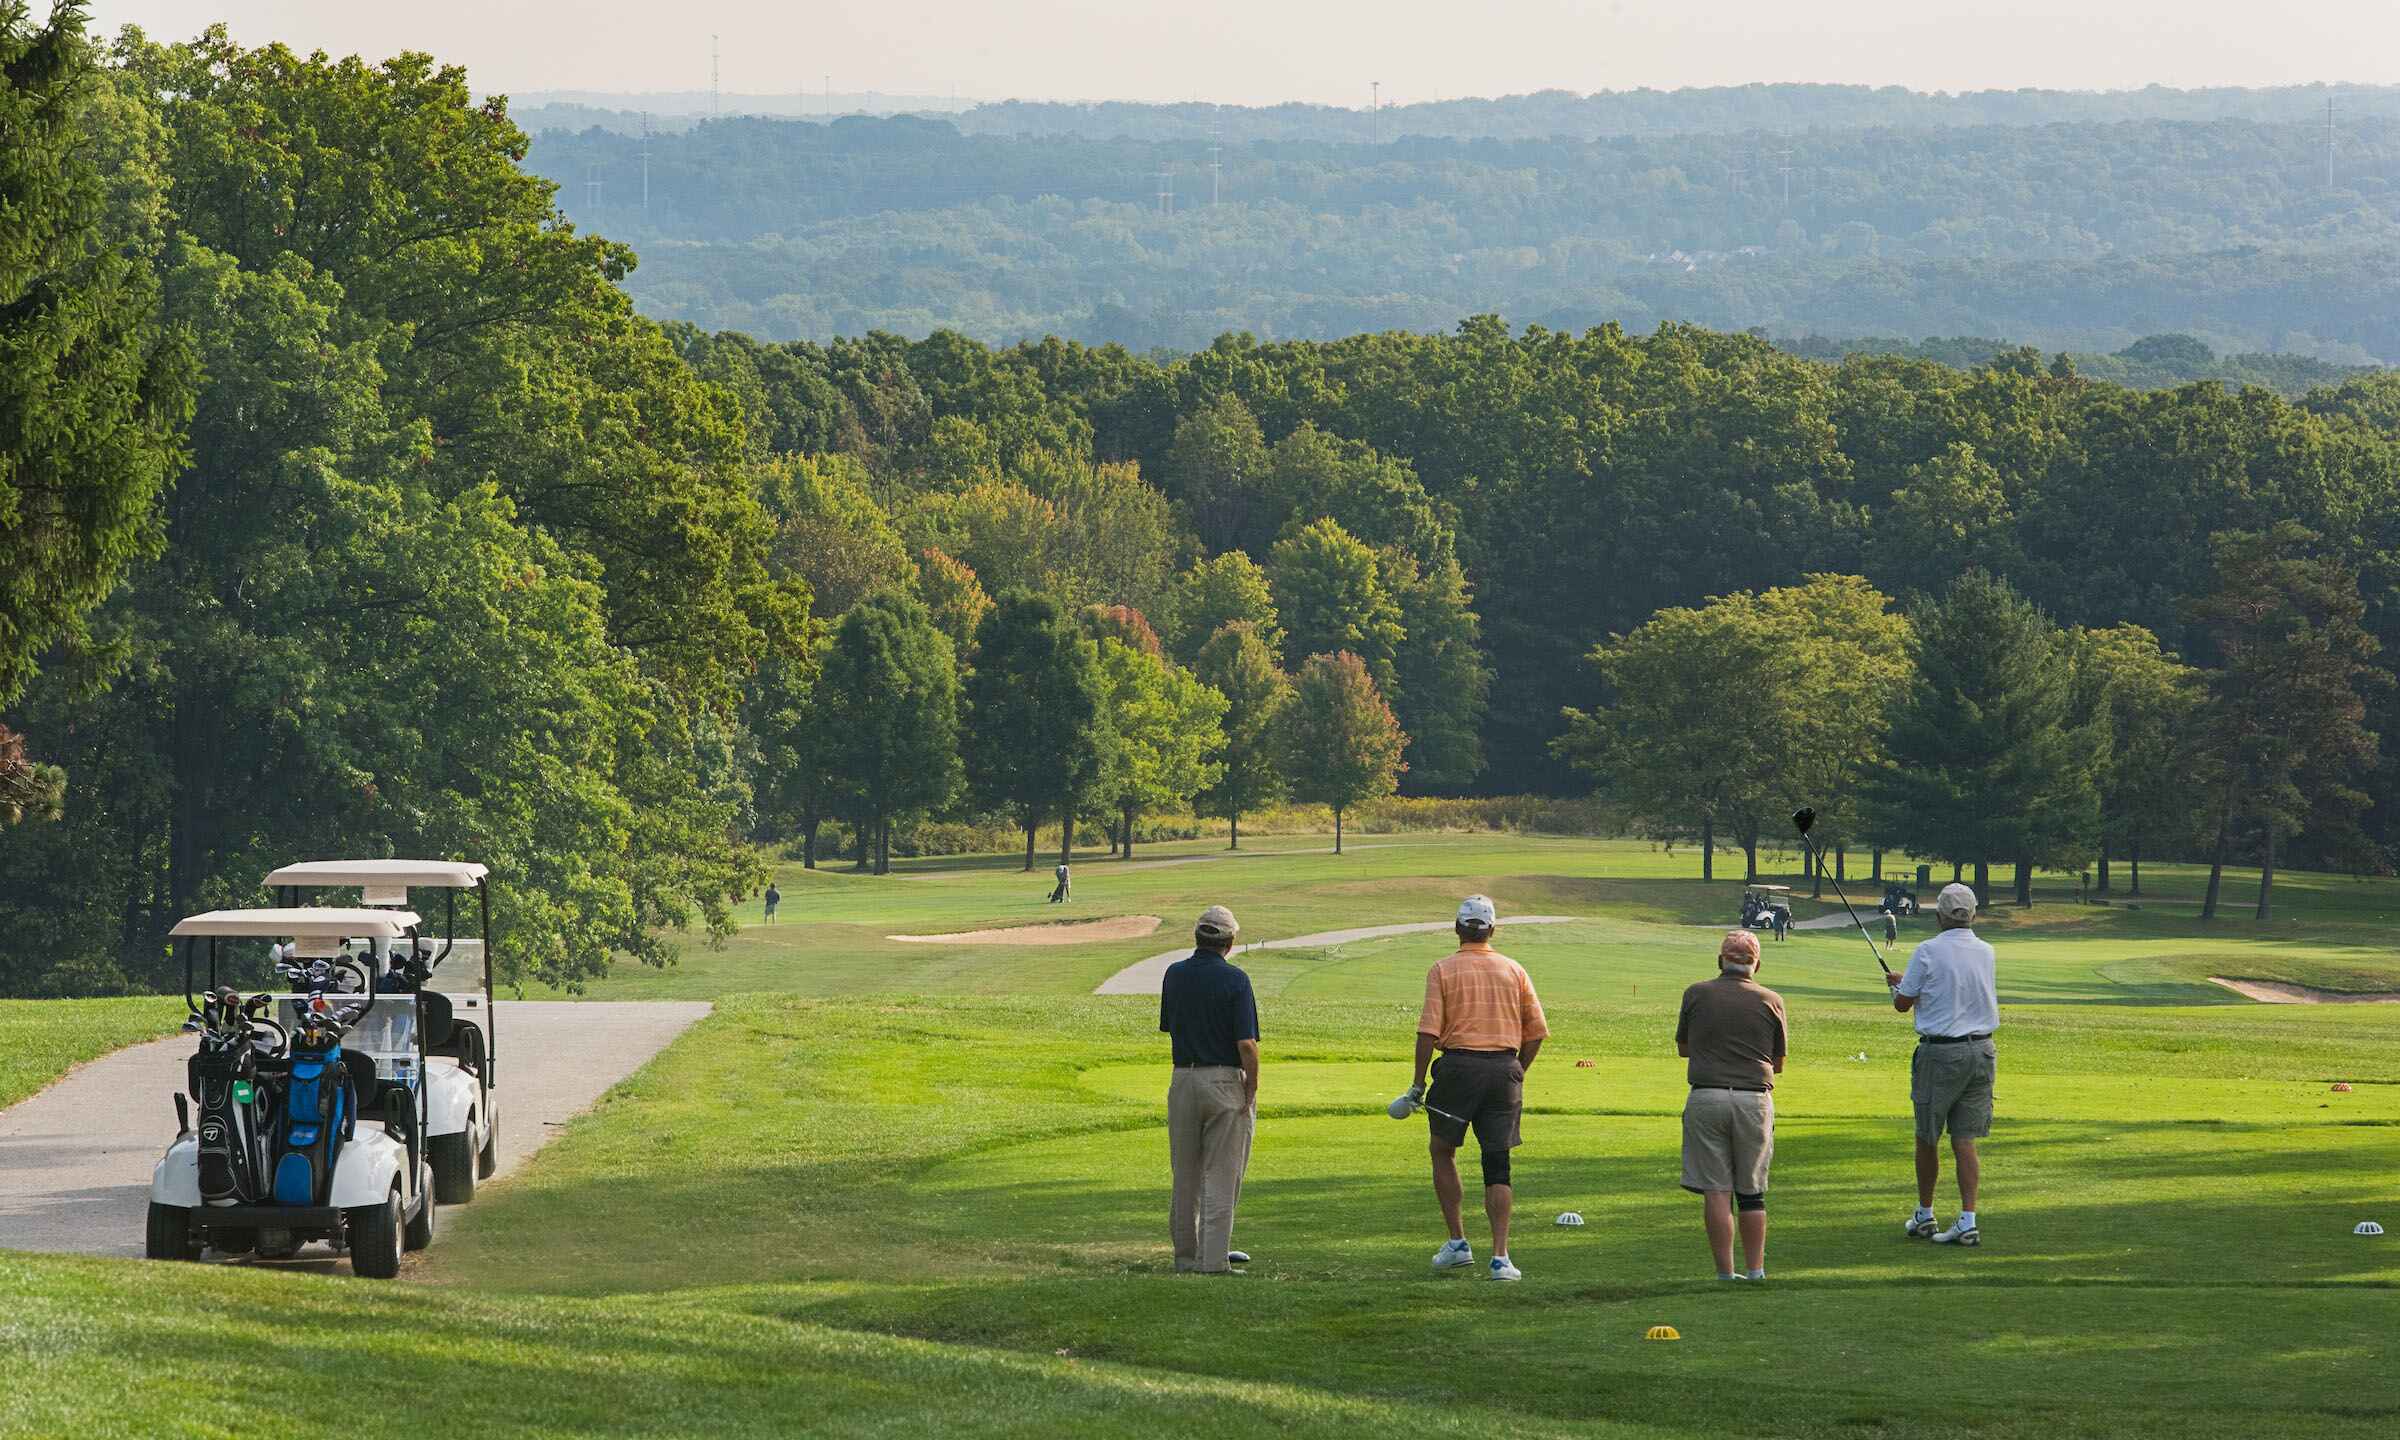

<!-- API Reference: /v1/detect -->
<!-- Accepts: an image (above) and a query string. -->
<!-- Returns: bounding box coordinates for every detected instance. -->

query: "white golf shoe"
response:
[1488,1256,1521,1281]
[1431,1238,1474,1271]
[1903,1211,1939,1240]
[1931,1219,1980,1247]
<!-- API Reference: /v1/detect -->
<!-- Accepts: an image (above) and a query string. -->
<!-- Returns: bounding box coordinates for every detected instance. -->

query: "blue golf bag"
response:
[271,1037,357,1206]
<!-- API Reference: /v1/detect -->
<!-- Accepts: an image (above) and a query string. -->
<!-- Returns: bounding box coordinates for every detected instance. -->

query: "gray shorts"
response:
[1680,1088,1773,1195]
[1912,1038,1997,1143]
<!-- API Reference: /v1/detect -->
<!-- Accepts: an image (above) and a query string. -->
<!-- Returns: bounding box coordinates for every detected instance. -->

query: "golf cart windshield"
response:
[280,994,420,1085]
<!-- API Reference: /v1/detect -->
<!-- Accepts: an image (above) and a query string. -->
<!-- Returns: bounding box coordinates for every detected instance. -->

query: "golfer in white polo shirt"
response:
[1886,882,1999,1248]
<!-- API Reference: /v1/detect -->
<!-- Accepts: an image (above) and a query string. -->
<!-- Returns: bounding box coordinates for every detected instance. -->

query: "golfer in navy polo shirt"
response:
[1159,904,1259,1273]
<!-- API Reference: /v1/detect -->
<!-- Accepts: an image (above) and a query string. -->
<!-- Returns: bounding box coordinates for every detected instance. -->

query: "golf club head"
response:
[1792,806,1817,837]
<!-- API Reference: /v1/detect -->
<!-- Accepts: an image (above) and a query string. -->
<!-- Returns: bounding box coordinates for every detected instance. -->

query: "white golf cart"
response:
[149,909,437,1278]
[1741,883,1795,940]
[265,859,498,1204]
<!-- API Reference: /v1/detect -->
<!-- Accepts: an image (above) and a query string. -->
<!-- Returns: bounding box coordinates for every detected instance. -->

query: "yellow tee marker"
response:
[1644,1325,1681,1341]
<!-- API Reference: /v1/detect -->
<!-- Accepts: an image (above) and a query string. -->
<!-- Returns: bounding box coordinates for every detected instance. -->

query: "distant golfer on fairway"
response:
[1159,905,1258,1273]
[763,881,780,924]
[1889,881,1999,1248]
[1676,929,1787,1280]
[1408,895,1548,1281]
[1049,862,1071,904]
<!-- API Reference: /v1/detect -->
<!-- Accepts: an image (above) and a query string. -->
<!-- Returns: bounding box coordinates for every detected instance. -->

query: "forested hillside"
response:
[8,18,2399,997]
[525,104,2400,357]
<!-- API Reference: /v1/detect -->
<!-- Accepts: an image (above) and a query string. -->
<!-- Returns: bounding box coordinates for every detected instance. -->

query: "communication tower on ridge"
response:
[711,34,720,118]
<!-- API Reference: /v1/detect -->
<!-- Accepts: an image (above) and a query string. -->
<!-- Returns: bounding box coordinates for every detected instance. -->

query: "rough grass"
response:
[0,996,181,1109]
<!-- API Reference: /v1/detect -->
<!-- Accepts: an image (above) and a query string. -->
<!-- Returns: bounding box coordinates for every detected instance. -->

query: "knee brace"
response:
[1480,1148,1512,1189]
[1735,1191,1766,1213]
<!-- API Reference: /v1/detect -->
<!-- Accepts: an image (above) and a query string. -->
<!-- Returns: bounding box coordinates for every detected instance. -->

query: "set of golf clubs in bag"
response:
[1380,808,1890,1124]
[183,948,432,1245]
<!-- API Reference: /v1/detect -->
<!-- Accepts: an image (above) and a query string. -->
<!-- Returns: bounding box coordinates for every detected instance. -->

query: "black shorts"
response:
[1425,1050,1523,1151]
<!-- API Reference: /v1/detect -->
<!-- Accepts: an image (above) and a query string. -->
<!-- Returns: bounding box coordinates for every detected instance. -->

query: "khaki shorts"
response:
[1912,1038,1997,1143]
[1680,1087,1774,1195]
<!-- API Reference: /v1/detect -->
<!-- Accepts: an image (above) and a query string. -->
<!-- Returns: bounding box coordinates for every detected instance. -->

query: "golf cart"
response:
[1881,881,1920,917]
[148,909,437,1278]
[1740,884,1795,940]
[265,859,497,1205]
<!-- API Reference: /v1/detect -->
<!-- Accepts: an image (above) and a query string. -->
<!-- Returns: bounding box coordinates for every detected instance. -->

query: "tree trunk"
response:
[1743,834,1758,881]
[1701,813,1714,882]
[1060,808,1076,866]
[1872,847,1883,882]
[801,813,820,870]
[2096,840,2110,894]
[1024,812,1038,872]
[2200,816,2230,921]
[854,819,871,872]
[1952,861,1962,883]
[1809,844,1824,899]
[1972,858,1989,905]
[2255,826,2276,921]
[1123,802,1136,861]
[2014,851,2032,907]
[1836,846,1847,884]
[1229,811,1240,850]
[2129,835,2143,896]
[1334,806,1345,854]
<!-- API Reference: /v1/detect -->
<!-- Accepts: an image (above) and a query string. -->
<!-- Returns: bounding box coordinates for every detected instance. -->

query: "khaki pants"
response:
[1167,1066,1253,1272]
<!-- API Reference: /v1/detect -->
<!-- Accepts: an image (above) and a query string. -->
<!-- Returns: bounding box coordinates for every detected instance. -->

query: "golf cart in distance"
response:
[1740,884,1794,940]
[1880,881,1920,917]
[149,909,437,1278]
[266,859,497,1205]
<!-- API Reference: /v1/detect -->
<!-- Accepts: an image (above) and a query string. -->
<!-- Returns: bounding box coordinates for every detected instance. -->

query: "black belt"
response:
[1920,1032,1991,1045]
[1174,1061,1241,1069]
[1691,1085,1770,1092]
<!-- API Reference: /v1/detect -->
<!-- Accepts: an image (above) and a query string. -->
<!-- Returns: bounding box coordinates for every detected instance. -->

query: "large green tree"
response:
[963,590,1110,869]
[0,2,192,814]
[1092,639,1226,859]
[1171,551,1284,663]
[1269,519,1406,694]
[2069,624,2203,895]
[1863,572,2100,904]
[822,591,962,874]
[1278,651,1407,854]
[2184,525,2383,920]
[1192,622,1291,849]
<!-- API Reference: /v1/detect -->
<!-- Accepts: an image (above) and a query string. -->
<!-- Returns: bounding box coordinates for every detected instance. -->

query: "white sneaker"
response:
[1931,1219,1980,1247]
[1488,1256,1522,1281]
[1226,1251,1250,1264]
[1904,1211,1939,1240]
[1431,1238,1474,1271]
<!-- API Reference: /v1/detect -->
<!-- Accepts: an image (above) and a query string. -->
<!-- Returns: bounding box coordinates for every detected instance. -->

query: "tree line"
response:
[525,109,2400,357]
[6,11,2400,998]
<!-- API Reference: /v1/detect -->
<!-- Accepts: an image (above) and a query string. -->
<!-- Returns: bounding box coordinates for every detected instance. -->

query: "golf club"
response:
[1387,1091,1471,1126]
[1790,807,1893,976]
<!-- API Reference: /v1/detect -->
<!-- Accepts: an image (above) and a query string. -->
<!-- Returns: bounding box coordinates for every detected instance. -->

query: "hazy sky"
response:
[85,1,2397,106]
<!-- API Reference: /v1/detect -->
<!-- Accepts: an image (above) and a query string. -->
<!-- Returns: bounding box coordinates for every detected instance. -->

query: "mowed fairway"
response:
[6,835,2398,1439]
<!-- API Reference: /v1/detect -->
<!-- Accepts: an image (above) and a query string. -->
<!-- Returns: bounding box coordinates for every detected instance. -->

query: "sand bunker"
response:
[891,915,1163,945]
[2209,976,2400,1004]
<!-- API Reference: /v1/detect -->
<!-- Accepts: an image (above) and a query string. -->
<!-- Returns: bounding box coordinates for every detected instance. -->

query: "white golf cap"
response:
[1196,905,1240,940]
[1457,894,1498,928]
[1936,883,1979,922]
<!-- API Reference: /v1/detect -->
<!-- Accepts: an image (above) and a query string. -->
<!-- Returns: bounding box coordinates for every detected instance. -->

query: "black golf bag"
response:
[269,1036,356,1206]
[190,1042,273,1206]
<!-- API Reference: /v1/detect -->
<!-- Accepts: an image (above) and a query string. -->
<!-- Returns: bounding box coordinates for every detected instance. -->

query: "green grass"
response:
[7,834,2399,1438]
[0,996,182,1109]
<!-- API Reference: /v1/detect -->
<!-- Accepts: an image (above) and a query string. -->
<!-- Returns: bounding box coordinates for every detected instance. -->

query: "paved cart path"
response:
[0,1000,710,1260]
[1094,917,1583,995]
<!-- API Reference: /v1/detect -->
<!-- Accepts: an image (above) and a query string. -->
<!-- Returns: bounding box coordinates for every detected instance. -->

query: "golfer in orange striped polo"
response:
[1406,895,1549,1281]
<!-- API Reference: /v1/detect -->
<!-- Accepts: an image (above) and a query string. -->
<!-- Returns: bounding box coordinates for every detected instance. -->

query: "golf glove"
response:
[1388,1083,1426,1120]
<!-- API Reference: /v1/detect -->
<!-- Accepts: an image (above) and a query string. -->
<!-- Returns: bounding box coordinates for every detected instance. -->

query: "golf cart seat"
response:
[415,989,455,1052]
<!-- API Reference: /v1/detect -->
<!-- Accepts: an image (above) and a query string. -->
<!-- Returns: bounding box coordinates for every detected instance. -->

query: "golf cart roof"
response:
[170,907,425,939]
[1749,884,1793,894]
[264,859,488,889]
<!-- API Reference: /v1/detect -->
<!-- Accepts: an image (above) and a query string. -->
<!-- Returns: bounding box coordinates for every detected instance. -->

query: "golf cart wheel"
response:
[145,1202,202,1261]
[476,1110,497,1180]
[349,1189,404,1279]
[431,1129,477,1205]
[404,1175,437,1251]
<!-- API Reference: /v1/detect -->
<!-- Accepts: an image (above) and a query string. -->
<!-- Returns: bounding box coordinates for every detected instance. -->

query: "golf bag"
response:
[270,1036,355,1206]
[190,1042,273,1206]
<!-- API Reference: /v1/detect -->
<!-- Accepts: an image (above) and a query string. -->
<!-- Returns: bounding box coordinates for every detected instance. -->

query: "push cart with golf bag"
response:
[147,909,438,1278]
[266,860,498,1204]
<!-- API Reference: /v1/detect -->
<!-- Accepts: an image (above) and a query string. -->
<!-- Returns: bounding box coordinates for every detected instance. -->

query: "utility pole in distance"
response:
[711,34,720,118]
[1156,166,1174,215]
[1371,80,1380,144]
[639,111,652,223]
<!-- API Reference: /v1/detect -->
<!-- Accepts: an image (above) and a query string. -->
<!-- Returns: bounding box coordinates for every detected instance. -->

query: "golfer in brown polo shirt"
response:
[1675,929,1788,1281]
